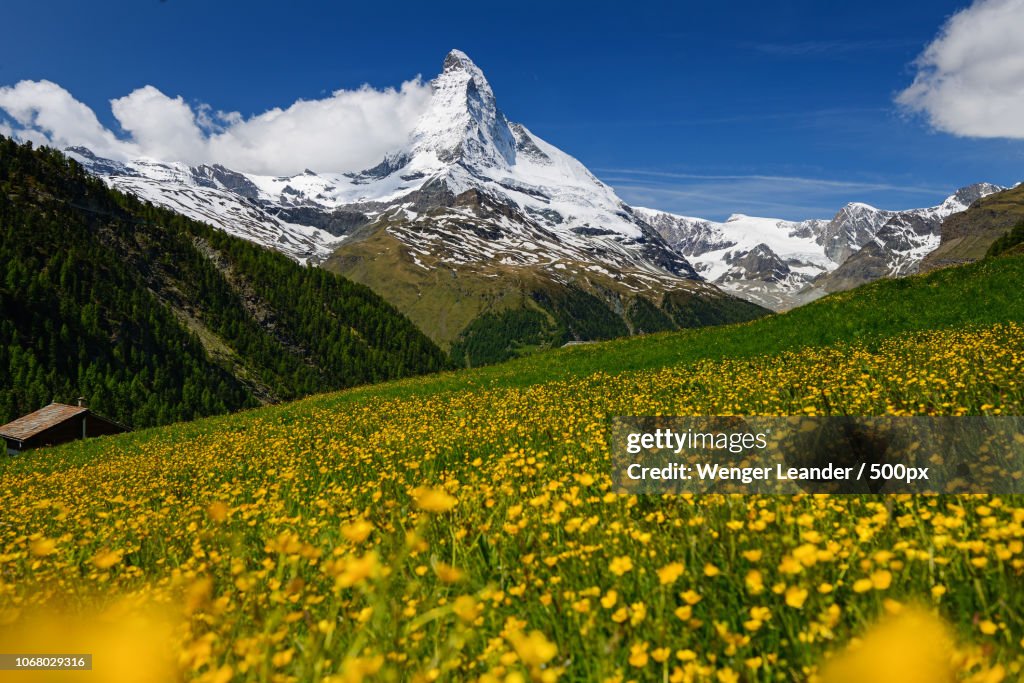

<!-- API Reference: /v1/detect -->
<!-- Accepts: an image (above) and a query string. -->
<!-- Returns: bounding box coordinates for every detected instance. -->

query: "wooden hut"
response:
[0,400,128,455]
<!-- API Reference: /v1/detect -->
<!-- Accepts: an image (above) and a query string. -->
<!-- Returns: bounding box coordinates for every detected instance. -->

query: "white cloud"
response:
[110,86,205,162]
[0,80,141,159]
[897,0,1024,139]
[204,81,432,175]
[0,77,433,175]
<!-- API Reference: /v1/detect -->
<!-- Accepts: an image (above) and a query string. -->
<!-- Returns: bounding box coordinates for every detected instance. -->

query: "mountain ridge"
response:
[636,181,1003,309]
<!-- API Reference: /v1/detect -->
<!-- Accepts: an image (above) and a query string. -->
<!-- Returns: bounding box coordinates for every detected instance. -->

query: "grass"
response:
[1,254,1023,682]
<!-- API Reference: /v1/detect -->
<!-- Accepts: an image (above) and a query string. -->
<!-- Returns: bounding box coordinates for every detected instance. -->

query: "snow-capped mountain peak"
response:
[409,49,516,170]
[820,201,893,262]
[70,49,703,289]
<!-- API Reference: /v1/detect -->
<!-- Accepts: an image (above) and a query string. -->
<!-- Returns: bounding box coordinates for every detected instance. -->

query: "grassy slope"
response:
[921,184,1024,270]
[8,251,1023,471]
[323,220,767,352]
[326,251,1023,403]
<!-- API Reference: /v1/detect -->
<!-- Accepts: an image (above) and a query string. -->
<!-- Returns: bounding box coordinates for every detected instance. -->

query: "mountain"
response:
[0,137,449,428]
[63,147,346,264]
[919,183,1024,272]
[637,182,1002,309]
[805,183,1004,301]
[68,50,767,362]
[634,209,831,310]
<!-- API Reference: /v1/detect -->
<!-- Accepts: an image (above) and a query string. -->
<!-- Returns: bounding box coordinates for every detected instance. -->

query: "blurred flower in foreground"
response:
[412,486,458,513]
[0,601,176,683]
[819,607,957,683]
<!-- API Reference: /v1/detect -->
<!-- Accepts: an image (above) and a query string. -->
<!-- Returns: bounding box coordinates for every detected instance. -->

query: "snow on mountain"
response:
[66,50,767,347]
[64,48,1002,317]
[70,50,696,287]
[634,208,832,308]
[802,182,1003,301]
[638,181,1003,309]
[64,147,344,264]
[410,49,517,170]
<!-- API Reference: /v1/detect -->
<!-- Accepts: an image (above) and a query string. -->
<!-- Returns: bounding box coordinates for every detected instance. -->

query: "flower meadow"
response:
[1,322,1023,682]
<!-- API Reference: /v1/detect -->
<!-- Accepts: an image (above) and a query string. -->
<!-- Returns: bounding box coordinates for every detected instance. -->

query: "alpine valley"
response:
[64,49,1011,358]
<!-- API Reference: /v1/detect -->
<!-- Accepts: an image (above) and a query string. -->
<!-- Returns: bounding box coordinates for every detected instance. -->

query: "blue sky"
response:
[2,0,1022,220]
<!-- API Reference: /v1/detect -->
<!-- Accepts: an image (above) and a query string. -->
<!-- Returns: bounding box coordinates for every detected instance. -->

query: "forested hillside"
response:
[0,137,449,428]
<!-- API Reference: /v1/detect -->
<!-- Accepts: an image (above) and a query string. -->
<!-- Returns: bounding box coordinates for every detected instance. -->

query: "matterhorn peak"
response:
[409,49,516,170]
[442,49,482,75]
[434,49,497,109]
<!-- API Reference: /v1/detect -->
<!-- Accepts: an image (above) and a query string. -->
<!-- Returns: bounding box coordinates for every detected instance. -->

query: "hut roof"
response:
[0,403,88,441]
